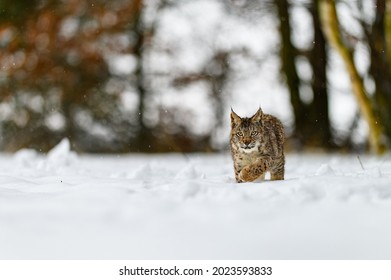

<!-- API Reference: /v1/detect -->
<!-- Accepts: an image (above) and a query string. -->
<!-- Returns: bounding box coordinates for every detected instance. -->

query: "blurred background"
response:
[0,0,390,153]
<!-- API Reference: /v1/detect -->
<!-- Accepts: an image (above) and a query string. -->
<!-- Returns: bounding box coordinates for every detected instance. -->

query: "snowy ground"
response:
[1,139,391,260]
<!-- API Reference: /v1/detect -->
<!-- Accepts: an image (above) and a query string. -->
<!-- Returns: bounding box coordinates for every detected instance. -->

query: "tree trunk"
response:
[319,0,385,154]
[275,0,307,147]
[309,0,332,148]
[369,0,391,140]
[386,0,391,68]
[130,0,151,151]
[210,51,229,130]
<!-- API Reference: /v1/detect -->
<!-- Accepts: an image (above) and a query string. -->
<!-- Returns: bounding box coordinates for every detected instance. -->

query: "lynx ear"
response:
[251,107,263,123]
[230,108,241,128]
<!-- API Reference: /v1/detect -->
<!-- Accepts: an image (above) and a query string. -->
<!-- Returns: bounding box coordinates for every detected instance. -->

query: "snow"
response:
[1,140,391,259]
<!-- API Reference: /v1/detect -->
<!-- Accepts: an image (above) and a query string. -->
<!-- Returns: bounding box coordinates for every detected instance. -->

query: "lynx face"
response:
[230,108,264,154]
[232,122,262,153]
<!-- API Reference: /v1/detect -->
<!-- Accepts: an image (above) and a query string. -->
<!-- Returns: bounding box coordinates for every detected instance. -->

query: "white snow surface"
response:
[1,139,391,259]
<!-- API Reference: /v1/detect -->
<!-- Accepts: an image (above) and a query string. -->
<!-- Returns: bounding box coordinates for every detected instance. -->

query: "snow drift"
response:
[1,139,391,259]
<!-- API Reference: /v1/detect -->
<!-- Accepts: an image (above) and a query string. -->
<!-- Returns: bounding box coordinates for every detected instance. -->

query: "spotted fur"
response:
[230,107,285,183]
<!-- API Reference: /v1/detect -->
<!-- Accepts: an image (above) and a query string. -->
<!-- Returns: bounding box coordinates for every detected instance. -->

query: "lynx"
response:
[230,107,285,183]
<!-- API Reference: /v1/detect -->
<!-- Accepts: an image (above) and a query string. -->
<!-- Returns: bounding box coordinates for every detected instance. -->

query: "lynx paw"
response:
[239,165,264,182]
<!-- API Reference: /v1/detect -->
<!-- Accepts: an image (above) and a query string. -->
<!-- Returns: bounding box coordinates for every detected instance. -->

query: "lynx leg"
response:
[270,157,284,180]
[270,169,284,180]
[234,170,244,183]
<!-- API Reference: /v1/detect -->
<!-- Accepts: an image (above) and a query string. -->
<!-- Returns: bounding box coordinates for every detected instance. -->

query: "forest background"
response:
[0,0,390,154]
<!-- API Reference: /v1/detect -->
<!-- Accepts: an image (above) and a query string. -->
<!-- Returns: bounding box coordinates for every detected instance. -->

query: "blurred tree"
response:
[308,0,332,148]
[275,0,332,149]
[132,0,150,151]
[363,0,391,144]
[0,0,39,24]
[169,50,232,152]
[275,0,305,147]
[1,0,389,153]
[172,50,233,134]
[0,0,141,152]
[319,0,386,154]
[131,0,166,152]
[386,0,391,64]
[124,0,205,152]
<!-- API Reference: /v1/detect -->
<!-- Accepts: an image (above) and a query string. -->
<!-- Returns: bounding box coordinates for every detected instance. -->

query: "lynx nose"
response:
[243,139,251,146]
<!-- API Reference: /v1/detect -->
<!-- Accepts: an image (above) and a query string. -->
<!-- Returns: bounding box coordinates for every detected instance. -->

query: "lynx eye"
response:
[251,131,258,136]
[236,132,243,137]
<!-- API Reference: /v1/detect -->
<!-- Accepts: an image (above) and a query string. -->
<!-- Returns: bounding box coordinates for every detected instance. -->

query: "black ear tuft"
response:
[230,108,241,128]
[251,107,263,123]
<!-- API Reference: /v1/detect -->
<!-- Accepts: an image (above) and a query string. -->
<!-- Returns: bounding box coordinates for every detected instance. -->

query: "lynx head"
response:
[230,107,264,153]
